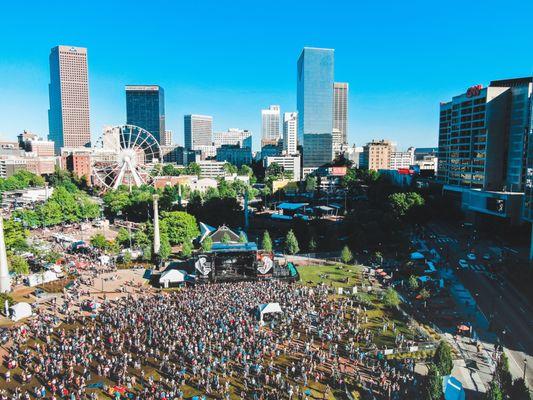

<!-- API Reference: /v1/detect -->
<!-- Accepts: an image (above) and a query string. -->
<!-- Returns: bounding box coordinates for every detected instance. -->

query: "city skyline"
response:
[1,0,532,151]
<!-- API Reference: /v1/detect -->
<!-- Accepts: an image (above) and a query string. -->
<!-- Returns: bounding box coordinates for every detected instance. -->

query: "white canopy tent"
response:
[10,302,32,321]
[26,270,58,287]
[257,302,283,323]
[159,269,187,288]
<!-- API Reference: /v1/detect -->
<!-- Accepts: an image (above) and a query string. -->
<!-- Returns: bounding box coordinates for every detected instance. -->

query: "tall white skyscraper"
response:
[162,130,173,146]
[333,82,348,146]
[48,45,91,154]
[261,105,281,143]
[283,112,298,155]
[184,114,213,150]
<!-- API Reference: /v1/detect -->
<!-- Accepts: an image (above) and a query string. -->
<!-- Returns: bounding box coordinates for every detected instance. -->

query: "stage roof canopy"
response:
[211,242,258,253]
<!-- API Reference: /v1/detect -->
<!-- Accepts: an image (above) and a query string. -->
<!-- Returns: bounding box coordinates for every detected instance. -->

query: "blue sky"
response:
[1,0,532,151]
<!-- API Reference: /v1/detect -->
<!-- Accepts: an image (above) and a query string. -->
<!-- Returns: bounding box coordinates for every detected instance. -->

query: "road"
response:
[424,222,533,388]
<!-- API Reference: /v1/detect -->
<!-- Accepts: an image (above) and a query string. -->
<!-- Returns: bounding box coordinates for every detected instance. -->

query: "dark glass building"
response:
[125,85,165,144]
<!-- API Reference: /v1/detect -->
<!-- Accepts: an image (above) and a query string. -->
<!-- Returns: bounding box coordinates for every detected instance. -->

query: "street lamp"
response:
[524,358,527,382]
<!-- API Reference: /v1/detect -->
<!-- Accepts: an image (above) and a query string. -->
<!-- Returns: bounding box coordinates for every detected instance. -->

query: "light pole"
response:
[524,358,527,382]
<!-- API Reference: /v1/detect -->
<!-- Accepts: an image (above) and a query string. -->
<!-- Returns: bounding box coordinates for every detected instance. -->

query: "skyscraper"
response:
[184,114,213,150]
[125,85,165,143]
[261,105,281,144]
[297,47,334,168]
[333,82,349,147]
[162,130,173,146]
[283,112,298,155]
[48,45,91,154]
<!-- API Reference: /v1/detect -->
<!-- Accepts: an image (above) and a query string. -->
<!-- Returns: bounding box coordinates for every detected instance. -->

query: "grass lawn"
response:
[297,264,416,349]
[297,263,363,288]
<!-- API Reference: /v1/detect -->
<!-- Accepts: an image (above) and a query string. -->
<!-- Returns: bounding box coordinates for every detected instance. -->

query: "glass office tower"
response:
[125,85,165,144]
[297,47,334,168]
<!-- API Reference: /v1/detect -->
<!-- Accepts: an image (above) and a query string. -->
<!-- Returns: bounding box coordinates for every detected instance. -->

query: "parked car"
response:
[467,253,476,261]
[458,259,469,269]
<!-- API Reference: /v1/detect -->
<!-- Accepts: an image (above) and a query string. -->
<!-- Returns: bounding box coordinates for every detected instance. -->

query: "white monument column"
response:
[153,194,161,256]
[0,215,12,293]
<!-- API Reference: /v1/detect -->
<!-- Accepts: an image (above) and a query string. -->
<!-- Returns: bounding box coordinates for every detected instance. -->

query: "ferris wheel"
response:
[92,125,161,191]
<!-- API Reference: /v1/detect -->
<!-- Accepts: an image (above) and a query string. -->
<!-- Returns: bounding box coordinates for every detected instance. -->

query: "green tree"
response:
[38,200,63,226]
[341,245,353,264]
[494,353,513,397]
[0,293,14,307]
[90,233,108,250]
[116,228,130,247]
[43,250,61,264]
[266,162,283,179]
[305,175,317,192]
[122,251,132,264]
[388,192,425,218]
[160,211,199,246]
[420,288,431,301]
[383,287,401,308]
[239,232,247,243]
[373,251,383,265]
[3,218,28,251]
[239,164,253,177]
[49,186,80,222]
[308,236,317,253]
[433,341,453,376]
[509,378,530,400]
[262,231,272,252]
[180,241,192,258]
[103,190,132,215]
[425,363,443,400]
[408,275,419,291]
[223,163,238,175]
[485,381,503,400]
[134,229,150,249]
[159,234,172,261]
[221,233,231,244]
[201,236,213,252]
[8,254,29,275]
[218,180,237,198]
[142,244,152,262]
[186,162,201,176]
[285,230,299,255]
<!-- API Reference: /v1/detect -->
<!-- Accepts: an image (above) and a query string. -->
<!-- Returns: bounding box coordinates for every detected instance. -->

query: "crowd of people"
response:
[1,279,422,399]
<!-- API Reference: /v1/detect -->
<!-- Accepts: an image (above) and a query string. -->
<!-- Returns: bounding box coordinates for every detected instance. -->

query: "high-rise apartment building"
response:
[48,45,91,154]
[360,140,394,171]
[162,130,173,146]
[261,105,281,144]
[283,112,298,155]
[184,115,213,151]
[333,82,349,148]
[297,47,334,168]
[125,85,165,144]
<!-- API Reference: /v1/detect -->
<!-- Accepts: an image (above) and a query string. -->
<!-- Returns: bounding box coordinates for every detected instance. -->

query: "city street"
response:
[425,221,533,388]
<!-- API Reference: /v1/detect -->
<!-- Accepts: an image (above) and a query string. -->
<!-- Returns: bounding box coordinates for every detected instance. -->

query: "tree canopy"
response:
[0,170,45,193]
[383,287,401,308]
[433,341,453,376]
[160,211,199,246]
[262,231,272,252]
[285,230,299,255]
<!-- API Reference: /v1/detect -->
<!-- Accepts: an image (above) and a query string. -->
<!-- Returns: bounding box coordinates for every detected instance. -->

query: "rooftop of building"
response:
[489,77,532,87]
[125,85,162,91]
